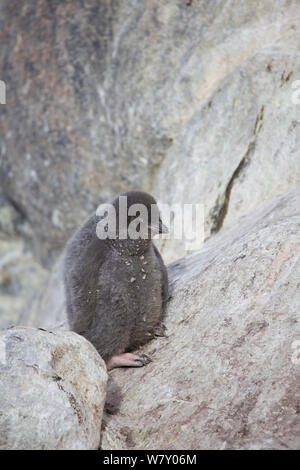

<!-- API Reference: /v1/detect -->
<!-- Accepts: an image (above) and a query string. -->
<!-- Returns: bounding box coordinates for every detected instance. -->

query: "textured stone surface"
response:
[101,189,300,450]
[23,255,67,330]
[0,327,107,450]
[0,1,300,449]
[4,190,299,450]
[0,237,48,329]
[1,1,300,264]
[0,191,48,330]
[153,17,300,262]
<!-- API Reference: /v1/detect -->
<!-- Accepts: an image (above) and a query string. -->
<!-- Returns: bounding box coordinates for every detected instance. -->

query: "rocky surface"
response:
[0,192,48,330]
[0,327,107,450]
[101,188,300,450]
[1,0,300,263]
[2,188,299,450]
[0,0,300,450]
[23,255,67,330]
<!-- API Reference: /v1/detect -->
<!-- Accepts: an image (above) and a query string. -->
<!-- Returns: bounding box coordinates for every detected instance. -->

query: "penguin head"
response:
[112,191,168,241]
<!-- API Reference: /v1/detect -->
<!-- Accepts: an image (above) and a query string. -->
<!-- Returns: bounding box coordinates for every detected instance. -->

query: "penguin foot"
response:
[153,323,168,338]
[107,352,152,370]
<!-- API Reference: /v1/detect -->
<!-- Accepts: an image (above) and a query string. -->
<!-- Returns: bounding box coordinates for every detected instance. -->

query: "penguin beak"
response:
[148,218,168,235]
[158,218,168,234]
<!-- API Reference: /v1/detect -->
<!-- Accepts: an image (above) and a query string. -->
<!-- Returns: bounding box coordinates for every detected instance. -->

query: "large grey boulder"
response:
[1,1,300,263]
[101,188,300,450]
[0,327,107,450]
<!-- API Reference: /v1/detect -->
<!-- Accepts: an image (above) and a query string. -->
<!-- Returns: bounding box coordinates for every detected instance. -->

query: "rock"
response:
[0,238,48,330]
[0,190,23,237]
[153,21,300,262]
[22,255,67,330]
[101,188,300,450]
[0,327,107,450]
[0,191,48,330]
[1,0,300,448]
[1,1,300,263]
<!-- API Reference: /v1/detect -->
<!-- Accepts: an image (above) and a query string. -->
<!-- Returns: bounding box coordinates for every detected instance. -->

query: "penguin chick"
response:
[63,191,168,370]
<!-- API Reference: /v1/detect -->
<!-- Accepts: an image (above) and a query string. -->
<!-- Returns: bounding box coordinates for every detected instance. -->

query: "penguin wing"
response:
[63,214,108,334]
